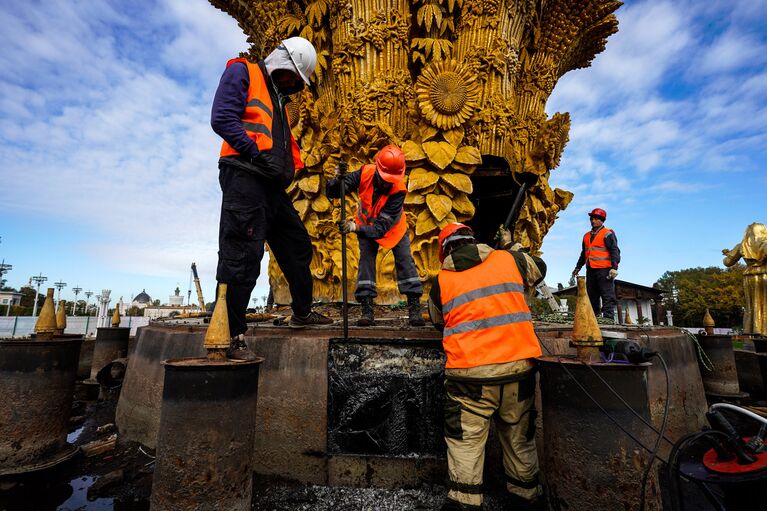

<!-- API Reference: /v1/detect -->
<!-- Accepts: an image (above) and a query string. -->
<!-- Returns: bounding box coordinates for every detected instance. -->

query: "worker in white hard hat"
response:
[211,37,331,361]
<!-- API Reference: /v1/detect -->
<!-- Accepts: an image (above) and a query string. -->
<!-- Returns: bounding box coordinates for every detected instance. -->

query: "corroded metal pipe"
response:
[539,358,662,511]
[697,334,748,398]
[0,338,82,475]
[89,326,129,381]
[150,357,263,511]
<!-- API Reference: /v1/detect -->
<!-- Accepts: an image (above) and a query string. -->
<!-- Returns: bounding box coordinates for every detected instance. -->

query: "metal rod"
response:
[339,161,349,340]
[502,181,528,233]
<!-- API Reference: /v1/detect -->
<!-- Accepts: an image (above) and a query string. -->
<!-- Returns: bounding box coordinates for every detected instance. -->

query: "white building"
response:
[0,290,22,312]
[120,289,153,315]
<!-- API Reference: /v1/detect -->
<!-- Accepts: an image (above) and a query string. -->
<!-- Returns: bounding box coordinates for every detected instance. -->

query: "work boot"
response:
[408,294,426,327]
[357,297,375,326]
[289,310,334,329]
[226,334,258,362]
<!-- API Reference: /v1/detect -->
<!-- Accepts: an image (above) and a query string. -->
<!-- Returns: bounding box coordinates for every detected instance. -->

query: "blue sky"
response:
[1,0,765,307]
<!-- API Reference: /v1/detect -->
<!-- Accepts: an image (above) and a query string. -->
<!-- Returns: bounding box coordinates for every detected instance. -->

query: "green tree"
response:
[19,286,43,309]
[126,306,144,317]
[655,265,745,328]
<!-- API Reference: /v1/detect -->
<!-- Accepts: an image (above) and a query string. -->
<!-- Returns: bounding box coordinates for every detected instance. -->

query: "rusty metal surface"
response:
[115,325,206,448]
[536,325,708,450]
[77,337,95,379]
[635,329,708,449]
[734,349,767,397]
[249,334,330,485]
[0,338,82,475]
[119,323,445,487]
[150,358,262,511]
[696,334,744,396]
[539,358,662,511]
[89,327,130,381]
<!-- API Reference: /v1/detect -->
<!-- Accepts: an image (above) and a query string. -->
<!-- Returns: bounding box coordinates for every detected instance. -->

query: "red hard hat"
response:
[438,222,473,262]
[375,145,406,183]
[589,208,607,220]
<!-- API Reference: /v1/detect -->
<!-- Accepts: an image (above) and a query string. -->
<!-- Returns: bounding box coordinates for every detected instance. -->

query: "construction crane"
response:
[191,263,206,312]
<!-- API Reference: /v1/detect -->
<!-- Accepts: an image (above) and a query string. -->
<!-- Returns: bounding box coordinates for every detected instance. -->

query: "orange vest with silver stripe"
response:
[438,250,541,369]
[355,164,407,249]
[219,59,304,170]
[583,227,613,269]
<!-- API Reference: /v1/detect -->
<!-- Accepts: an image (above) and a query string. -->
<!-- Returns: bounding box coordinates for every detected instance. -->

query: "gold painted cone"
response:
[56,300,67,332]
[204,283,230,350]
[572,277,602,362]
[111,306,121,327]
[624,307,633,325]
[34,288,58,336]
[703,308,715,335]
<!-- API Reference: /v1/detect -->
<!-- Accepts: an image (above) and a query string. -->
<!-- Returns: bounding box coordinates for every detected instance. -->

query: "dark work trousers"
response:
[216,163,313,336]
[355,233,423,301]
[586,267,617,319]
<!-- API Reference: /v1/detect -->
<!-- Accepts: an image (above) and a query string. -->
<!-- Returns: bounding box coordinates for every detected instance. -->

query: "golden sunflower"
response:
[416,60,480,130]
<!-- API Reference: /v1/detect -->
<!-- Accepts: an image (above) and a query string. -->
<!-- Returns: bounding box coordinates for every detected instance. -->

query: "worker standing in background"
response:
[428,223,546,511]
[572,208,620,319]
[326,145,425,327]
[211,36,332,361]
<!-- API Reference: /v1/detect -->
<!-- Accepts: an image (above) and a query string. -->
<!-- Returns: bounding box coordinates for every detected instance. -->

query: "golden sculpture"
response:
[723,223,767,336]
[210,0,621,304]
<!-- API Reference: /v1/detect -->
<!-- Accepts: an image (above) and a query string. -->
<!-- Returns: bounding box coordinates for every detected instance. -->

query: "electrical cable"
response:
[711,402,767,427]
[580,360,675,447]
[666,430,730,511]
[638,353,670,511]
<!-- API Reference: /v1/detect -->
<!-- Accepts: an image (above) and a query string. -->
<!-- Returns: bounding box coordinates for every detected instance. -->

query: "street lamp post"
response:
[54,280,67,304]
[71,286,82,315]
[84,291,93,315]
[30,273,47,317]
[0,260,12,316]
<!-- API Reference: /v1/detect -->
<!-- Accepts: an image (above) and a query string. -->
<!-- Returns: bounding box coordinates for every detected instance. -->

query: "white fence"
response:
[0,316,150,338]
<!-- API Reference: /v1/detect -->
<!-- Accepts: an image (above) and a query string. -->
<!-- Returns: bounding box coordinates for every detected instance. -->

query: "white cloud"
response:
[0,0,249,299]
[696,31,767,76]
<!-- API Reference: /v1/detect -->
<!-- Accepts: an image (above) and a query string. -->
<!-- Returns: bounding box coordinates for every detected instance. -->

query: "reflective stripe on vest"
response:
[583,228,613,269]
[219,59,304,170]
[355,164,407,249]
[438,250,541,369]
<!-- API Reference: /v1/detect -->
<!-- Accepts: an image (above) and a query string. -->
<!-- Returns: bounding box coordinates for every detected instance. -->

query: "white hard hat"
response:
[281,37,317,85]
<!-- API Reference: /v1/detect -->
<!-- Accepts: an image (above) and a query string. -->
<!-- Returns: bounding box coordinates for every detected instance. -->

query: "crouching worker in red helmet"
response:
[428,223,547,511]
[325,145,425,327]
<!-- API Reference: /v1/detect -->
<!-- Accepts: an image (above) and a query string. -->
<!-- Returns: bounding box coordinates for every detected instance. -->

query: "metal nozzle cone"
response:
[34,288,58,335]
[572,276,603,343]
[703,308,715,327]
[56,300,67,331]
[703,307,715,335]
[204,283,230,349]
[111,306,121,327]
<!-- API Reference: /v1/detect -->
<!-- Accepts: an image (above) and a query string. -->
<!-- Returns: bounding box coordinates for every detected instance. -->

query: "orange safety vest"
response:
[355,164,407,249]
[438,250,541,369]
[219,58,304,171]
[583,227,613,269]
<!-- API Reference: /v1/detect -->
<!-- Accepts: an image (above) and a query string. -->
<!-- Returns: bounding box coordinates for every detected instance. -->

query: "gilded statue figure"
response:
[723,223,767,336]
[209,0,622,304]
